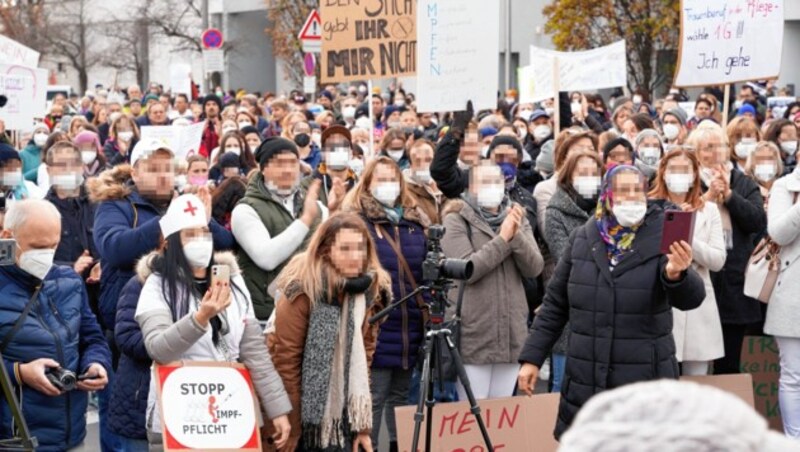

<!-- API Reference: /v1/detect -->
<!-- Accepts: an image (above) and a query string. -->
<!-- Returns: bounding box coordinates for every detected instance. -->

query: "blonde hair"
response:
[726,116,762,162]
[342,156,416,211]
[275,212,391,305]
[686,123,728,150]
[745,141,783,179]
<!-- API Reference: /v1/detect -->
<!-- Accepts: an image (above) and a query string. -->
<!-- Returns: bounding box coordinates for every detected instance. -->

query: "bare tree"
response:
[144,0,203,53]
[265,0,316,88]
[0,0,48,52]
[99,16,150,88]
[42,0,104,93]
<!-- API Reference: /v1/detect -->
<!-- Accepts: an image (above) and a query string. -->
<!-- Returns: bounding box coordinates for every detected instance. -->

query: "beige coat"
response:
[672,202,726,362]
[765,174,800,337]
[441,200,543,365]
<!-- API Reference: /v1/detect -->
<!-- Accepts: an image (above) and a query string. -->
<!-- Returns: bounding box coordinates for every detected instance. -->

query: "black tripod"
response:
[369,284,494,452]
[0,351,37,451]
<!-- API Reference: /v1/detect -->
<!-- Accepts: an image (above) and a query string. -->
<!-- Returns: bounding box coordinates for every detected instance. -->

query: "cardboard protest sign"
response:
[521,41,627,104]
[321,0,416,83]
[0,34,40,68]
[415,0,499,113]
[674,0,784,87]
[140,122,205,161]
[0,64,47,130]
[396,374,755,452]
[740,336,783,431]
[155,362,261,451]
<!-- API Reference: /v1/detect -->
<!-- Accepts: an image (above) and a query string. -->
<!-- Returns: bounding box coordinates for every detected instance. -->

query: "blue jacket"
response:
[91,165,235,331]
[46,186,99,269]
[357,196,429,369]
[108,266,150,439]
[0,264,112,451]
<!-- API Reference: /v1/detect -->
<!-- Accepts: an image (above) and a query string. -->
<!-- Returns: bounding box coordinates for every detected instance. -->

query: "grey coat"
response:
[441,200,544,365]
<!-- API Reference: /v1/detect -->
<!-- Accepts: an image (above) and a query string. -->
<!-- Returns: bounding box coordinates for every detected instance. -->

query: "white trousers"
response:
[456,363,519,401]
[682,360,710,376]
[776,336,800,438]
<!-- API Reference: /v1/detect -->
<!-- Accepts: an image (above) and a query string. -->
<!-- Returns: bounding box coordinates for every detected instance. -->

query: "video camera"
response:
[422,225,473,284]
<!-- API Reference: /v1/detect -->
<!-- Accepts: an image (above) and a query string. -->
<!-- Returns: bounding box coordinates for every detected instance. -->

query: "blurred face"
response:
[245,132,261,151]
[175,96,188,113]
[221,120,238,135]
[491,144,519,166]
[573,157,600,180]
[188,161,209,177]
[179,226,211,248]
[263,152,299,190]
[204,101,220,119]
[606,145,633,166]
[778,125,799,145]
[401,112,418,128]
[272,106,286,121]
[622,119,638,142]
[664,154,694,183]
[695,102,712,119]
[0,210,60,262]
[330,228,367,278]
[133,153,175,201]
[369,162,399,191]
[410,144,433,172]
[696,135,725,168]
[128,86,142,101]
[612,171,645,204]
[460,131,480,166]
[149,104,166,124]
[223,166,240,178]
[615,109,631,130]
[47,147,82,180]
[224,138,242,155]
[469,165,503,198]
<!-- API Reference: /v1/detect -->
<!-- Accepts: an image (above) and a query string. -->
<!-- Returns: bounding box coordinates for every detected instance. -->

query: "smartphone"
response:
[211,265,230,286]
[0,239,15,266]
[660,210,696,255]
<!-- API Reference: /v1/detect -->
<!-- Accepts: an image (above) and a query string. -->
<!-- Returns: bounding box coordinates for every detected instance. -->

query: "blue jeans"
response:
[551,353,566,393]
[116,435,149,452]
[408,368,458,405]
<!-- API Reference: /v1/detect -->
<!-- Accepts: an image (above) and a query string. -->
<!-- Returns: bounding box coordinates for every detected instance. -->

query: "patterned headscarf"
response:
[595,165,647,267]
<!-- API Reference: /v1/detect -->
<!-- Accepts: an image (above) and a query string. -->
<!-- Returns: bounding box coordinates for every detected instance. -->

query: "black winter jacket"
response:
[519,204,705,439]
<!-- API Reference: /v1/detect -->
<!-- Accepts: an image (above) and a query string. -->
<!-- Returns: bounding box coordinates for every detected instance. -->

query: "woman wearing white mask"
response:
[104,115,140,166]
[20,123,50,182]
[403,139,443,225]
[378,128,411,170]
[73,130,109,179]
[441,162,542,401]
[633,128,665,185]
[135,194,292,450]
[342,157,429,452]
[764,119,799,175]
[518,164,704,439]
[235,110,257,131]
[688,125,766,375]
[649,149,726,376]
[544,151,604,392]
[745,142,784,210]
[660,109,687,147]
[726,116,761,173]
[208,131,257,183]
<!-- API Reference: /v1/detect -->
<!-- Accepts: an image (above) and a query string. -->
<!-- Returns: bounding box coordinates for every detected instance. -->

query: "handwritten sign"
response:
[140,122,205,161]
[0,73,36,130]
[156,362,261,451]
[321,0,417,83]
[0,35,40,68]
[415,0,499,113]
[740,336,783,431]
[169,63,193,96]
[674,0,784,87]
[396,374,755,452]
[522,41,627,104]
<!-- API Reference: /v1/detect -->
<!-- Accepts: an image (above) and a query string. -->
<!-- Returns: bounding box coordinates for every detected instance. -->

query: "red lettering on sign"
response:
[498,404,520,430]
[439,412,458,438]
[457,412,476,434]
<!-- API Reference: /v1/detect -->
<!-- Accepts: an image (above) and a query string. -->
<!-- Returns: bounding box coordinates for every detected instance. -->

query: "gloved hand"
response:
[450,100,474,141]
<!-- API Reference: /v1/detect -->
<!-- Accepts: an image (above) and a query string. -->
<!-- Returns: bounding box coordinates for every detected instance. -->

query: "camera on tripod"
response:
[422,225,473,283]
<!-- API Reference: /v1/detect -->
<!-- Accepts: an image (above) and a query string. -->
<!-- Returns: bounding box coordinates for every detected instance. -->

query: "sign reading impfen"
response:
[674,0,784,87]
[156,362,260,451]
[415,0,499,113]
[321,0,417,83]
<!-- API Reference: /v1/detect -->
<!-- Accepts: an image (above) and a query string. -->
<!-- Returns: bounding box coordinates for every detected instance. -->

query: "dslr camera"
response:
[422,225,473,283]
[45,367,78,392]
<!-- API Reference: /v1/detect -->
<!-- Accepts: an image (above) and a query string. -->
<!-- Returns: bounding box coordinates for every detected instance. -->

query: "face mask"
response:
[544,107,555,117]
[342,106,357,120]
[734,100,744,109]
[187,175,207,186]
[118,131,134,142]
[414,169,432,184]
[394,100,405,107]
[238,122,252,130]
[517,127,528,140]
[109,112,122,124]
[505,97,515,104]
[499,162,518,187]
[638,146,661,167]
[754,163,777,182]
[533,125,552,141]
[613,201,647,227]
[700,167,716,185]
[518,110,533,122]
[355,117,372,130]
[18,248,55,280]
[349,159,364,176]
[215,91,223,97]
[387,149,405,162]
[633,95,643,105]
[358,85,368,94]
[326,150,350,170]
[52,172,83,190]
[476,184,505,209]
[734,139,757,159]
[371,182,400,206]
[573,176,601,199]
[183,238,213,269]
[175,175,188,192]
[33,133,48,147]
[571,102,582,115]
[81,151,97,165]
[294,133,311,148]
[665,173,693,194]
[2,170,22,188]
[781,141,798,155]
[222,126,237,135]
[481,145,490,158]
[387,121,402,129]
[662,124,680,141]
[225,146,241,156]
[267,179,299,197]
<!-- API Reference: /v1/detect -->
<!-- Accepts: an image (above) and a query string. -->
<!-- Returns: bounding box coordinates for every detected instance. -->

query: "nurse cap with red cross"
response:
[159,194,207,238]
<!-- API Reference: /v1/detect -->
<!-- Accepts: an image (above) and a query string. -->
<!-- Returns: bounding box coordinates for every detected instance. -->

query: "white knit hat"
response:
[159,194,207,238]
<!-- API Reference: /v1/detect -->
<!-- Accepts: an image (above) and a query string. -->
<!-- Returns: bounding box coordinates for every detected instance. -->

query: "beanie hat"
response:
[319,91,334,102]
[634,129,664,151]
[603,137,635,162]
[383,104,405,121]
[159,194,207,238]
[479,127,498,140]
[220,152,240,169]
[203,94,223,111]
[0,143,20,165]
[488,135,523,160]
[240,125,259,137]
[535,140,555,174]
[664,108,688,127]
[255,137,298,169]
[322,125,352,147]
[738,103,757,117]
[73,130,101,153]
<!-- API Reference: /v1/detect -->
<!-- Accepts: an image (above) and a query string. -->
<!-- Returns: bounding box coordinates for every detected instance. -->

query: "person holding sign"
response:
[135,194,292,450]
[267,213,391,452]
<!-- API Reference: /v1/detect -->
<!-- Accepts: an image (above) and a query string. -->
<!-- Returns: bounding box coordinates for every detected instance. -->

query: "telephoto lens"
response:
[440,258,473,280]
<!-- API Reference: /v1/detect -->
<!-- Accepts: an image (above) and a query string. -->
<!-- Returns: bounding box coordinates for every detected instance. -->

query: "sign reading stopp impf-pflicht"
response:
[674,0,784,87]
[156,363,261,451]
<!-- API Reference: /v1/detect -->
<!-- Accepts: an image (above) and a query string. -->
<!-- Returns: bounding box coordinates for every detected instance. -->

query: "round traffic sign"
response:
[303,53,316,77]
[202,29,224,50]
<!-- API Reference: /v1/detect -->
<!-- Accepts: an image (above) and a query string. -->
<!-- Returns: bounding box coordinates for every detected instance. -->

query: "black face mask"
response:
[294,133,311,148]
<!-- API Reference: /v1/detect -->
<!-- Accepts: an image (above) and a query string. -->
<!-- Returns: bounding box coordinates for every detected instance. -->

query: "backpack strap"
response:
[1,285,43,354]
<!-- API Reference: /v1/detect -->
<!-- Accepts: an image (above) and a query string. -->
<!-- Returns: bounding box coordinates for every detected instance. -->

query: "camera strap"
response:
[1,285,43,354]
[375,224,426,307]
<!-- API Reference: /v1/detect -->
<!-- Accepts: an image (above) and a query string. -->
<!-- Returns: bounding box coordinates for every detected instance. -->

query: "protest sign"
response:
[320,0,416,83]
[674,0,784,87]
[415,0,499,113]
[169,64,193,96]
[155,362,261,451]
[521,41,627,104]
[0,61,47,131]
[767,96,796,119]
[740,335,783,431]
[396,374,755,452]
[0,34,40,68]
[140,122,205,161]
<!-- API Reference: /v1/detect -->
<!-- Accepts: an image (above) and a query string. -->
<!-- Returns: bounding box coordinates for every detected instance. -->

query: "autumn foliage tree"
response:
[543,0,680,94]
[265,0,317,88]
